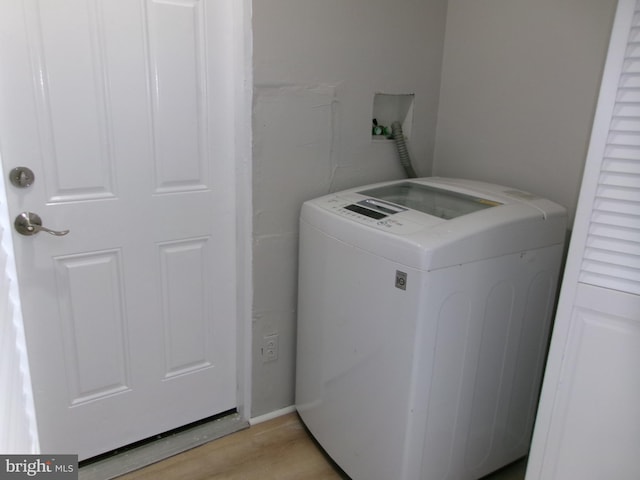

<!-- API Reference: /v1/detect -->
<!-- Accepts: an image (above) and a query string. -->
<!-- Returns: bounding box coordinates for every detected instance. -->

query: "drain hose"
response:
[391,121,417,178]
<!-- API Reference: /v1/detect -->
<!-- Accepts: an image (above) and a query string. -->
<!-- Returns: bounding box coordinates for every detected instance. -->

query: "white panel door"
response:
[0,0,237,460]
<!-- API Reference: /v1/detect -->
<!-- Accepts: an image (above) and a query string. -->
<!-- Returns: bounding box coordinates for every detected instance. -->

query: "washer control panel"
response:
[318,196,424,234]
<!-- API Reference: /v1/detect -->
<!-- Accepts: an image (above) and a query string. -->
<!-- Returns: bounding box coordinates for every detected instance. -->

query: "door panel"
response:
[29,0,117,203]
[0,0,236,460]
[55,249,130,405]
[148,0,209,194]
[159,237,212,377]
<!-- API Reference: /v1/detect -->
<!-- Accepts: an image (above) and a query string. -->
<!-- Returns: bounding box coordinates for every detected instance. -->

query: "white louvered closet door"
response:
[526,1,640,479]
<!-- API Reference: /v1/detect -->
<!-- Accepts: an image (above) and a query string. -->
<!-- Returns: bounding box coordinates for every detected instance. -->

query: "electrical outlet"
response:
[261,334,279,363]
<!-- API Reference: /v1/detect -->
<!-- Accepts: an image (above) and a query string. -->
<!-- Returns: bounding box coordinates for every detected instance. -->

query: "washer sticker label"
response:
[395,270,407,290]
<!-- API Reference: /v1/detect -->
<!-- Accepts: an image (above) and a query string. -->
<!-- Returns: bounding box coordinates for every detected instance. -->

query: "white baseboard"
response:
[249,405,297,426]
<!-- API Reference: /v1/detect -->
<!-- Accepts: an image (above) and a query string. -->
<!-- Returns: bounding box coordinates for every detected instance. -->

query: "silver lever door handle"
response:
[14,212,70,236]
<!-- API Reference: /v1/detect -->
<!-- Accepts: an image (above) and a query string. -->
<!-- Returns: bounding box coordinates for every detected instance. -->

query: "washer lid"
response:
[301,177,567,271]
[357,182,502,220]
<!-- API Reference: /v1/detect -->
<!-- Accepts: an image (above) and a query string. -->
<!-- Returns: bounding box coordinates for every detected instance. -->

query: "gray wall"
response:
[433,0,617,223]
[250,0,616,417]
[251,0,448,416]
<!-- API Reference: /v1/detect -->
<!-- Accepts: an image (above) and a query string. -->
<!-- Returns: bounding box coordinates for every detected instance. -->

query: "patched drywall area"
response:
[433,0,618,223]
[251,0,448,416]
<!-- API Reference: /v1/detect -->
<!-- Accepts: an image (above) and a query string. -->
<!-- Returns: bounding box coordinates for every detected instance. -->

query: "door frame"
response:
[0,0,253,453]
[233,0,254,424]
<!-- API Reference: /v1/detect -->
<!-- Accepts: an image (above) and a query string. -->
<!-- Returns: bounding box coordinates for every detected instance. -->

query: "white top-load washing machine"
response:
[295,177,567,480]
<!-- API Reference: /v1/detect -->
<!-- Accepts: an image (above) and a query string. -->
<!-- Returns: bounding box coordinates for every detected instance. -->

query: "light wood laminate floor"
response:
[118,413,526,480]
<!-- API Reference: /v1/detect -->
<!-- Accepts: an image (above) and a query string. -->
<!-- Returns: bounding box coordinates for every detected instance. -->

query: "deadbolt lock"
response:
[9,167,35,188]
